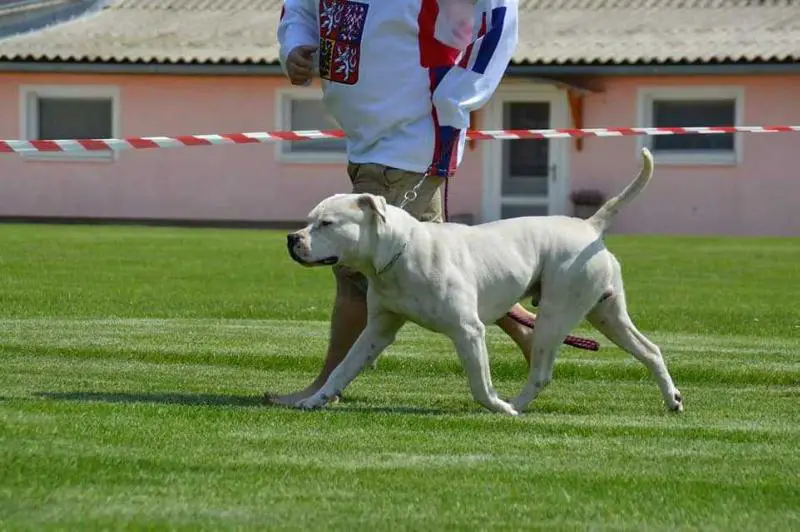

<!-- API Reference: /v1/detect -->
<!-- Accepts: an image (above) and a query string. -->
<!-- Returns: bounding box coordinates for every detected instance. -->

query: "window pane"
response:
[288,99,346,153]
[37,97,113,140]
[505,102,550,176]
[502,101,550,197]
[652,99,735,152]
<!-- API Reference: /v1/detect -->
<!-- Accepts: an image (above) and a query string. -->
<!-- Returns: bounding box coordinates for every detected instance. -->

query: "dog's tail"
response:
[588,147,655,234]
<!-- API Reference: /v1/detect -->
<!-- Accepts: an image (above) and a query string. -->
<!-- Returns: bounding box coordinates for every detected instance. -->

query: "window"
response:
[20,85,119,161]
[637,87,743,165]
[275,87,346,163]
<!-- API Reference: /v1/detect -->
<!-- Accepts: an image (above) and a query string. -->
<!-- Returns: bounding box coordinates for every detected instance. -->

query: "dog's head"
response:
[287,193,389,270]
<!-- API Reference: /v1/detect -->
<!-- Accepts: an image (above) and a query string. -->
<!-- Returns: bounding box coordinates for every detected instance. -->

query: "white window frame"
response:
[274,86,347,164]
[636,86,744,166]
[19,84,121,162]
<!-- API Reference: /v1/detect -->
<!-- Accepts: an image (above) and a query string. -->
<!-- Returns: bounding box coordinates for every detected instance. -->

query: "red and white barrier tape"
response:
[2,125,799,154]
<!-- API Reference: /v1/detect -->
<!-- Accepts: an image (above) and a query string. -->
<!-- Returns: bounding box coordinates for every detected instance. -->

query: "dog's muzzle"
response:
[286,233,338,267]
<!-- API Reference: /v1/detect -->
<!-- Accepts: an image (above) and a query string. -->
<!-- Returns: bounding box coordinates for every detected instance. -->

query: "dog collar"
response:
[376,242,407,276]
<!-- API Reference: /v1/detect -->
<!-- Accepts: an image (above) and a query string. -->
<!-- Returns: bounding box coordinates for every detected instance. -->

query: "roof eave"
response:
[0,59,798,76]
[507,61,800,76]
[0,59,286,75]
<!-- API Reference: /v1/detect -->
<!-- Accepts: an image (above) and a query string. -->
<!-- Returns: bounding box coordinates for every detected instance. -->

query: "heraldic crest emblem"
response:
[318,0,369,85]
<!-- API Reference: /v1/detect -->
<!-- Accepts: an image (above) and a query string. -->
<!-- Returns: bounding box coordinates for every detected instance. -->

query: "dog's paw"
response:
[294,392,332,411]
[667,390,684,413]
[494,399,520,416]
[509,396,530,414]
[264,392,300,407]
[294,398,324,410]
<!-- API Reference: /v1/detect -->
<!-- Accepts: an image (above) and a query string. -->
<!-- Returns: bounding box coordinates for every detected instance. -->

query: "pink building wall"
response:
[0,73,341,223]
[0,72,797,235]
[0,72,483,225]
[569,75,800,236]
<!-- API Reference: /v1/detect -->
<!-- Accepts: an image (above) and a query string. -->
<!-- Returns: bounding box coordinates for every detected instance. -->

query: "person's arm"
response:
[277,0,319,80]
[431,0,518,129]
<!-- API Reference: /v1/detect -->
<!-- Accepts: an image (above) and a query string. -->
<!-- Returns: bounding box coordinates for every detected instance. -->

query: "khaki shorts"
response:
[335,162,445,296]
[347,162,444,223]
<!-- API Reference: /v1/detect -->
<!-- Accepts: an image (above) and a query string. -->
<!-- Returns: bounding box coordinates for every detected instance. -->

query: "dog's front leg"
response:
[451,321,519,416]
[295,312,404,410]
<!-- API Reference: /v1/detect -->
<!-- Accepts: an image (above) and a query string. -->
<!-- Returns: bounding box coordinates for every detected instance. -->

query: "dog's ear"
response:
[357,193,387,223]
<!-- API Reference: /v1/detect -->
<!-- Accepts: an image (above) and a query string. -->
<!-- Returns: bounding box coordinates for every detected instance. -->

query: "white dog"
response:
[286,148,683,415]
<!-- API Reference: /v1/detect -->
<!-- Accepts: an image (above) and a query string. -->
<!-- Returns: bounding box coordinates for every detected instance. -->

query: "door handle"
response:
[550,164,558,183]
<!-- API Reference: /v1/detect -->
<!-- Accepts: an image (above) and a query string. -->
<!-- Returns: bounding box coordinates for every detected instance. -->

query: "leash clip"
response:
[397,171,430,210]
[403,190,418,203]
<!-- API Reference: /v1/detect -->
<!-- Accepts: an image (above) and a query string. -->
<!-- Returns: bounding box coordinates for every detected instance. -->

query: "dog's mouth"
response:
[311,256,338,266]
[288,246,338,267]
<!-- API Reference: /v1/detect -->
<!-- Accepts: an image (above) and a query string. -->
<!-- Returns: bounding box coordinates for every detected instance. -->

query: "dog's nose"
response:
[287,233,299,248]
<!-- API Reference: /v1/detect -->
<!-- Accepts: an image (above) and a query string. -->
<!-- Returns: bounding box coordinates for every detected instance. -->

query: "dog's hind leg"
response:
[587,288,683,412]
[451,321,519,416]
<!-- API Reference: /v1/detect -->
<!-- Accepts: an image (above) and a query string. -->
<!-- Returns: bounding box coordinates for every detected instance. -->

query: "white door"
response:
[482,86,569,221]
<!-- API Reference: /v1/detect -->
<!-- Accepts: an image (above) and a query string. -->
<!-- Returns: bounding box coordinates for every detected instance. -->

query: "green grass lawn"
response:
[0,224,798,531]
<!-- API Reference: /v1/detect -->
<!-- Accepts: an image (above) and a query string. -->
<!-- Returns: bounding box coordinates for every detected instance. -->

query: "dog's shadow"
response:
[35,391,265,408]
[33,391,454,415]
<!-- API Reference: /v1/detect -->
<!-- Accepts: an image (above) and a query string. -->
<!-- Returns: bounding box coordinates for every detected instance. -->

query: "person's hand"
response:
[286,45,318,85]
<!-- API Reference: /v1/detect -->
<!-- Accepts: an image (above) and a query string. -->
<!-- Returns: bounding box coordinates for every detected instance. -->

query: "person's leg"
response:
[497,306,537,367]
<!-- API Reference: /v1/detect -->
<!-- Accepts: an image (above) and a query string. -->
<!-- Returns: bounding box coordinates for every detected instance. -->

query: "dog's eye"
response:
[319,220,333,227]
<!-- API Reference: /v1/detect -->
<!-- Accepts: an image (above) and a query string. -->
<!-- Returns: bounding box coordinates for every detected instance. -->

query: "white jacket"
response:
[278,0,518,176]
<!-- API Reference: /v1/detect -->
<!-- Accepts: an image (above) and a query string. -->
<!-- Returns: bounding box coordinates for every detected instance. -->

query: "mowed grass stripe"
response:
[1,318,798,386]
